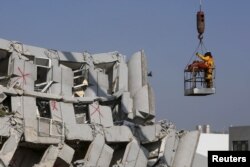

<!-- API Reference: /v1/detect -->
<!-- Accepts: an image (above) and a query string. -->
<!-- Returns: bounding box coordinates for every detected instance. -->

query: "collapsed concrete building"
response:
[0,38,200,167]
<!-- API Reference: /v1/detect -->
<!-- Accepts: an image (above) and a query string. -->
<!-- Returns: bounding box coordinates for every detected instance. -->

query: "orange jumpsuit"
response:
[196,53,215,88]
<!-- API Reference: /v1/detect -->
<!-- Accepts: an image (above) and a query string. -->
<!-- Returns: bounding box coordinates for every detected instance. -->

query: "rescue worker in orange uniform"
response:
[196,52,215,88]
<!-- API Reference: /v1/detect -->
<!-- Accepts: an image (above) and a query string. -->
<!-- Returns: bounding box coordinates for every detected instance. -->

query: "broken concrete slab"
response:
[128,51,148,97]
[0,129,22,167]
[0,117,11,137]
[133,124,163,144]
[57,144,75,165]
[88,102,113,128]
[133,84,155,122]
[11,96,23,117]
[104,126,133,143]
[121,138,149,167]
[8,57,37,91]
[158,128,179,166]
[0,38,11,51]
[172,130,200,167]
[121,92,133,116]
[84,134,114,167]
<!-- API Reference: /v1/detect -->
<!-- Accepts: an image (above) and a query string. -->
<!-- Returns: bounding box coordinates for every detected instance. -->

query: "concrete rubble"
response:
[0,38,200,167]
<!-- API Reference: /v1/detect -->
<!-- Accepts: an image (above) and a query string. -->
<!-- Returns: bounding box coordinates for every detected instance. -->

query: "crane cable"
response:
[199,0,202,12]
[185,40,207,69]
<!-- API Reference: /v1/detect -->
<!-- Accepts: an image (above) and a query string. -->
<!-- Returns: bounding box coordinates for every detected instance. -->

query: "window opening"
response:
[233,141,248,151]
[36,99,51,118]
[73,103,89,124]
[0,95,12,117]
[35,67,50,92]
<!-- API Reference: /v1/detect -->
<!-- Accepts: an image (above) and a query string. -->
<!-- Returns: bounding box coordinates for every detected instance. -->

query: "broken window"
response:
[36,99,51,118]
[35,67,50,92]
[0,95,13,117]
[71,64,88,97]
[73,68,88,97]
[94,62,116,95]
[34,57,51,92]
[0,50,11,86]
[0,50,10,76]
[59,61,89,97]
[73,103,89,124]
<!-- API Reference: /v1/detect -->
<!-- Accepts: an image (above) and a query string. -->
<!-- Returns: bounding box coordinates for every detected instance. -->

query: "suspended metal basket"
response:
[184,66,215,96]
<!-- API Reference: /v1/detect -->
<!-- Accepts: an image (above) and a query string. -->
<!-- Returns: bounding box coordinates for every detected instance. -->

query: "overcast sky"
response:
[0,0,249,131]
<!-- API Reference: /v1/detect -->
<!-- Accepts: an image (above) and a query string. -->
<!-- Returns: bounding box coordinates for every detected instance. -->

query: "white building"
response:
[192,133,229,167]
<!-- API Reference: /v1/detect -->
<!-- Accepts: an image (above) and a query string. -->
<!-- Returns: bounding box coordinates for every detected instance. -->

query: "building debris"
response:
[0,38,200,167]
